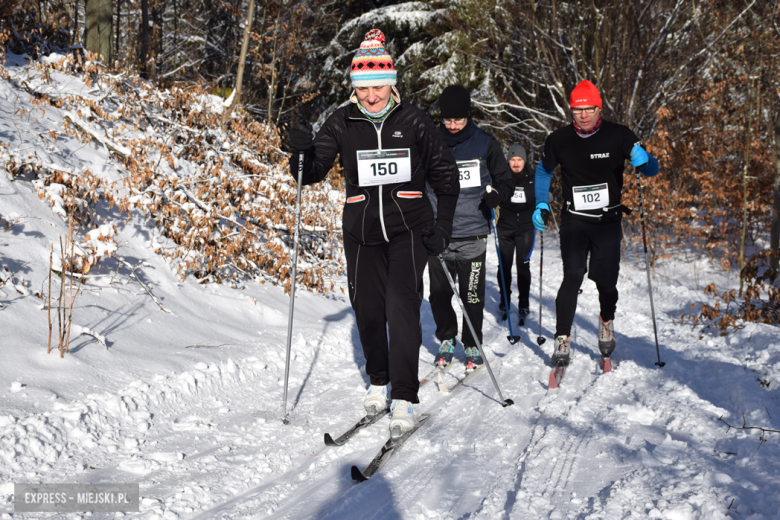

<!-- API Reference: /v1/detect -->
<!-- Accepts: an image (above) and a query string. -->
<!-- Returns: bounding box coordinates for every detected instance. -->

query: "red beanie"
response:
[569,80,602,109]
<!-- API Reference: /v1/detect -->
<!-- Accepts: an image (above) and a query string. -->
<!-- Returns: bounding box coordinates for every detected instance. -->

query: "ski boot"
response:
[499,298,507,321]
[434,338,455,367]
[598,317,615,372]
[551,335,571,367]
[464,346,484,371]
[364,384,388,416]
[518,307,530,326]
[389,399,416,439]
[598,317,615,357]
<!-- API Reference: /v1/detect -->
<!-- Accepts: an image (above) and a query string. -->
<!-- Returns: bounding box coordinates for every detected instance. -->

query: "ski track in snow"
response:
[2,56,780,519]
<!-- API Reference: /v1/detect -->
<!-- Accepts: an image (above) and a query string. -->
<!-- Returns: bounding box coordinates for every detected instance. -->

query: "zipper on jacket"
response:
[349,104,400,244]
[375,124,390,242]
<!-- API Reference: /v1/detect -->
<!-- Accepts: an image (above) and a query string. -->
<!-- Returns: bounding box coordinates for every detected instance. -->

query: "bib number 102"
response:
[371,162,398,176]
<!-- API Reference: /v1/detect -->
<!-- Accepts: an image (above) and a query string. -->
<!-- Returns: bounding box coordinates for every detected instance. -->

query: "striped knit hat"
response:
[350,29,397,87]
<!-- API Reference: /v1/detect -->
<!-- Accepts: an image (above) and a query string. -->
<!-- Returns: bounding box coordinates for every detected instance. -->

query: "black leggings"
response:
[555,214,622,337]
[496,225,535,308]
[343,229,430,403]
[428,247,487,348]
[555,269,619,336]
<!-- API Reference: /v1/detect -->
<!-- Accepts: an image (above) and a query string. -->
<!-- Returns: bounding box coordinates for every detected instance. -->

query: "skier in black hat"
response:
[426,85,514,370]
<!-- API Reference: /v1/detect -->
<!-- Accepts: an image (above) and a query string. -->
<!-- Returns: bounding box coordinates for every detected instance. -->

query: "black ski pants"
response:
[555,213,622,337]
[496,225,535,309]
[428,238,487,349]
[343,229,429,404]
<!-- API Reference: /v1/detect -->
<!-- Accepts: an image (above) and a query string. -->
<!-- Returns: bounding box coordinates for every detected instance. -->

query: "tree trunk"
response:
[267,6,283,127]
[739,77,754,298]
[152,0,163,77]
[222,0,255,126]
[115,0,120,61]
[85,0,114,63]
[139,0,150,79]
[770,106,780,276]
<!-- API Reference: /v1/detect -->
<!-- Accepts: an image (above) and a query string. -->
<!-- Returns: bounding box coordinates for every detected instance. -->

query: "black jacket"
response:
[497,162,536,230]
[290,102,460,245]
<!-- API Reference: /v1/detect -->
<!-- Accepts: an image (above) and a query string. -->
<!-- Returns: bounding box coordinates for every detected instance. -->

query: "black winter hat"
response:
[438,85,471,119]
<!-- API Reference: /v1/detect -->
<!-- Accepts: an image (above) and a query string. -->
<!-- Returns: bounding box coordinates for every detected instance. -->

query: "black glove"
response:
[482,187,502,208]
[288,122,313,153]
[421,226,450,256]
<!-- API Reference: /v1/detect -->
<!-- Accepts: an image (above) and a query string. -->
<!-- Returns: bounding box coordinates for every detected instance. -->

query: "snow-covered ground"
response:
[2,55,780,520]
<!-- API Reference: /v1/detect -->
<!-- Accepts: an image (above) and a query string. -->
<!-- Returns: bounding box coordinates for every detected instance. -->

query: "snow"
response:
[2,54,780,520]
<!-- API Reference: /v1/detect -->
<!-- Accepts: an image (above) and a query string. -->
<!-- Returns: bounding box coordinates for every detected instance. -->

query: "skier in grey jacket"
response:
[426,85,514,369]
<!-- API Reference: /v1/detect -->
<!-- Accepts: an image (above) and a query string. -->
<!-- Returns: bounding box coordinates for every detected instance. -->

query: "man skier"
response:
[287,29,459,436]
[532,80,659,366]
[496,144,536,325]
[427,85,514,370]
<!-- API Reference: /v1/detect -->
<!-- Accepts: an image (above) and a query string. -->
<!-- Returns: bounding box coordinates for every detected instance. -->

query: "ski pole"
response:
[550,207,560,234]
[436,255,514,407]
[635,170,664,368]
[490,208,520,345]
[282,153,305,423]
[537,228,546,346]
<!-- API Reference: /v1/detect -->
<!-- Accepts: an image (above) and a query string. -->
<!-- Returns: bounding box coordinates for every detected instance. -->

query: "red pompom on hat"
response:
[569,80,602,109]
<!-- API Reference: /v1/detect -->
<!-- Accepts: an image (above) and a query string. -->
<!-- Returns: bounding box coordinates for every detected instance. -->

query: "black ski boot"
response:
[499,298,507,321]
[518,307,530,326]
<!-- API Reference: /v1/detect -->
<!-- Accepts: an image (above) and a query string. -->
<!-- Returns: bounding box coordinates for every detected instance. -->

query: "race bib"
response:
[572,183,609,211]
[511,187,526,204]
[357,149,412,187]
[456,159,482,189]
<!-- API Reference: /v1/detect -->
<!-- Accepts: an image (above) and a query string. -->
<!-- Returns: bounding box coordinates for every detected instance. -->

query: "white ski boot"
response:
[598,317,615,357]
[364,385,388,416]
[389,399,416,439]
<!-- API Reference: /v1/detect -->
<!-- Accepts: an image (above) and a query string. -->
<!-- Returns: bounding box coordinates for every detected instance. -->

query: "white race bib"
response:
[357,149,412,187]
[572,183,609,211]
[511,187,526,204]
[456,159,481,189]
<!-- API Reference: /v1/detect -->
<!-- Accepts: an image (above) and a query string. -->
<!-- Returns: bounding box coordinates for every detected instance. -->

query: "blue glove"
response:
[532,203,550,231]
[630,144,649,168]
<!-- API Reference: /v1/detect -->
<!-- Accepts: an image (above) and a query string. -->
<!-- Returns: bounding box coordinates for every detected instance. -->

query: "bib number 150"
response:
[357,148,411,186]
[371,162,399,176]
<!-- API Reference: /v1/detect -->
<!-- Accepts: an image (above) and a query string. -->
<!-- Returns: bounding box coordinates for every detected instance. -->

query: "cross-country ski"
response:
[323,408,390,447]
[350,413,432,482]
[325,359,460,446]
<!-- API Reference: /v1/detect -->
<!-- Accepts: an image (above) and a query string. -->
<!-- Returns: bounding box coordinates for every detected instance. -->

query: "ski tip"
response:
[602,357,612,373]
[324,433,336,446]
[351,465,369,482]
[502,398,514,407]
[508,335,521,345]
[548,370,559,390]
